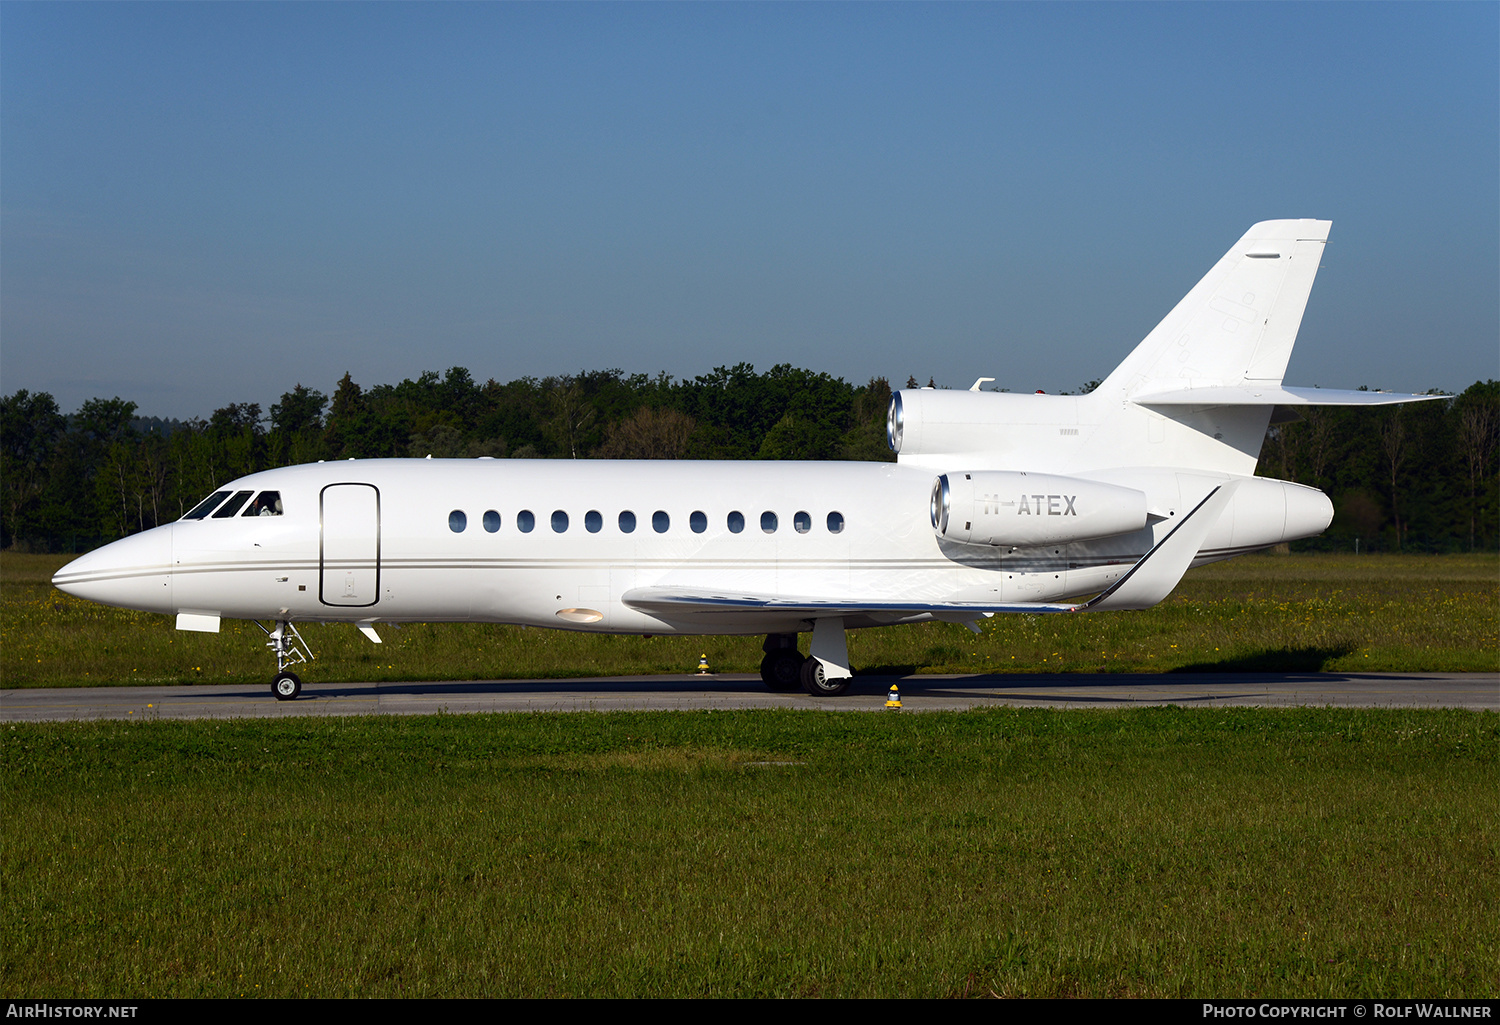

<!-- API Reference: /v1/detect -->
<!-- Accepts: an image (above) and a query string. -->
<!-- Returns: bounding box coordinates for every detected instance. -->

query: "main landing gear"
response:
[798,656,847,697]
[256,619,314,701]
[759,635,804,692]
[759,626,854,697]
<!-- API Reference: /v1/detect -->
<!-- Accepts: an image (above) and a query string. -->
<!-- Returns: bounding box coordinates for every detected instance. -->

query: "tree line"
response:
[1,365,892,552]
[2,367,1495,553]
[1260,381,1498,553]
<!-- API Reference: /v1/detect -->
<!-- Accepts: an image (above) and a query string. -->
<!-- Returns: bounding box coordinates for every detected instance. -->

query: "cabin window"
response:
[551,510,569,533]
[585,510,602,533]
[793,511,811,534]
[449,510,467,532]
[653,511,670,533]
[212,491,255,518]
[183,491,230,520]
[761,511,777,534]
[690,511,707,533]
[243,491,283,516]
[518,510,535,533]
[619,511,636,533]
[483,510,501,532]
[727,511,745,533]
[827,511,845,533]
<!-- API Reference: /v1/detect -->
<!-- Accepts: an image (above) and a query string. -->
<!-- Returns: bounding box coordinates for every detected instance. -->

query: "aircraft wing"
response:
[620,587,1079,618]
[1077,482,1237,610]
[623,483,1238,621]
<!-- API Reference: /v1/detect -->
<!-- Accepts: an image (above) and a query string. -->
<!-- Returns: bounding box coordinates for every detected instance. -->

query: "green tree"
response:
[0,390,67,548]
[269,384,329,466]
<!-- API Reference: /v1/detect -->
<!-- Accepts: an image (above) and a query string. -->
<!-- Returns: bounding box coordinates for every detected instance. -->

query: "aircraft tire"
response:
[271,671,302,701]
[800,657,850,697]
[760,651,803,691]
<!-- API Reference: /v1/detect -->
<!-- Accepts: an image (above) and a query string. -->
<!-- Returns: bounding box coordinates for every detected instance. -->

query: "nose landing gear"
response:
[256,619,314,701]
[272,671,302,700]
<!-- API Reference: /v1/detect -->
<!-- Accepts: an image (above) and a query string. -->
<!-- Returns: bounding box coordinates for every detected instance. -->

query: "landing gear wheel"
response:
[800,657,850,697]
[760,651,804,691]
[271,671,302,701]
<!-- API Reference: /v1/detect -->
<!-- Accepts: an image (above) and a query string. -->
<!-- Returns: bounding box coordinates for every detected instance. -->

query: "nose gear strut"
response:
[256,619,314,700]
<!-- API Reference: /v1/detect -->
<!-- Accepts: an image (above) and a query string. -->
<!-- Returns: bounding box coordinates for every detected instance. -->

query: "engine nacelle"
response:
[889,389,1082,462]
[931,471,1149,547]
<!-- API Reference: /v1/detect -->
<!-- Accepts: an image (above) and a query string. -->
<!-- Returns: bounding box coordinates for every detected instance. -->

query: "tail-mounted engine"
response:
[931,471,1149,547]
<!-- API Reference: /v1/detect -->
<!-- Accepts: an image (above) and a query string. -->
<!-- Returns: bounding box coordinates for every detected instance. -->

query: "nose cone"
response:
[52,525,174,613]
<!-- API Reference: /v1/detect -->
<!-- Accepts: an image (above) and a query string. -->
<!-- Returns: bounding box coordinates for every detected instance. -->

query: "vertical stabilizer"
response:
[893,220,1340,477]
[1099,219,1331,398]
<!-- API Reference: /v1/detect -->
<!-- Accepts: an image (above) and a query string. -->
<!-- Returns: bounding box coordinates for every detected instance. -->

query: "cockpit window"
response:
[211,491,255,518]
[182,491,231,520]
[242,491,283,516]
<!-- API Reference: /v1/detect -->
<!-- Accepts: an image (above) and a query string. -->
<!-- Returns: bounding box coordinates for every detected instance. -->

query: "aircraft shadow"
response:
[294,667,1431,703]
[1168,645,1355,673]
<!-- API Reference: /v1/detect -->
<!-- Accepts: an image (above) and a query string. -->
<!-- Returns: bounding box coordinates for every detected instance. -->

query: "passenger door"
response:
[320,483,380,607]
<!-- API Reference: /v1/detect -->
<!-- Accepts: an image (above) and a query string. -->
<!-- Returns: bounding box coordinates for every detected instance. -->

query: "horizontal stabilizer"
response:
[1131,385,1443,407]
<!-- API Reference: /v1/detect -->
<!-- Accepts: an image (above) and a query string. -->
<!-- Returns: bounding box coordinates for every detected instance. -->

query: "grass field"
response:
[5,552,1495,998]
[3,552,1495,688]
[2,708,1494,998]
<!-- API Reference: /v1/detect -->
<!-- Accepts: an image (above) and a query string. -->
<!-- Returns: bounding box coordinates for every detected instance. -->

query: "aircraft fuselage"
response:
[54,457,1330,636]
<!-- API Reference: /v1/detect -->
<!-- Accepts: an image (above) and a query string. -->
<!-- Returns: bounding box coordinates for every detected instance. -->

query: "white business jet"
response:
[53,220,1435,700]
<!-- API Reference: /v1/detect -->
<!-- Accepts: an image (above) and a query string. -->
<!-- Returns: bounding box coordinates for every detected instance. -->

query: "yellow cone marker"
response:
[885,683,902,708]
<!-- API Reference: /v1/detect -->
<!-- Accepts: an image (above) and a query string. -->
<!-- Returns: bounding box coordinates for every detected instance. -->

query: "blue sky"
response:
[3,2,1495,419]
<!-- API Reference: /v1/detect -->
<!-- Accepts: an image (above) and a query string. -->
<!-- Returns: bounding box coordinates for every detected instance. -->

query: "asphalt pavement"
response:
[3,671,1495,721]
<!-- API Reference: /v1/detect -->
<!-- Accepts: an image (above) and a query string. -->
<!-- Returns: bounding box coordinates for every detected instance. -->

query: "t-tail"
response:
[893,218,1441,593]
[890,219,1438,477]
